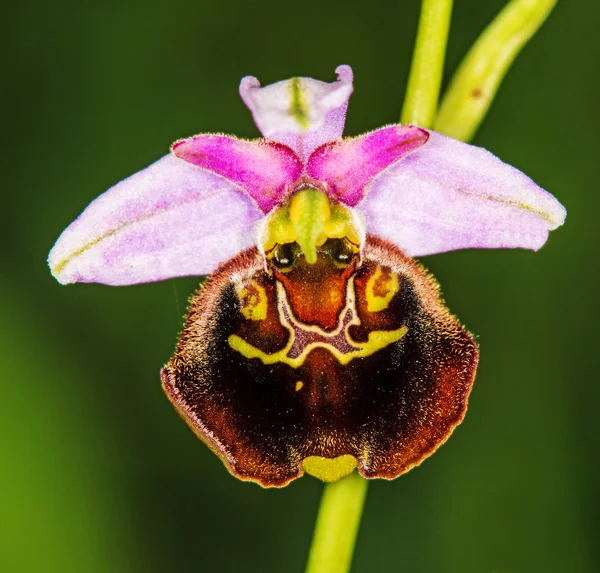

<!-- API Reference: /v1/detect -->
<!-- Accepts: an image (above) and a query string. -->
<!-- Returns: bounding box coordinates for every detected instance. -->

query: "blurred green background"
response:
[2,0,598,571]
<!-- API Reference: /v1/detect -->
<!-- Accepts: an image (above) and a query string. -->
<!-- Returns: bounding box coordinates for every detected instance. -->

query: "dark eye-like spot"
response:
[325,238,356,266]
[272,243,297,269]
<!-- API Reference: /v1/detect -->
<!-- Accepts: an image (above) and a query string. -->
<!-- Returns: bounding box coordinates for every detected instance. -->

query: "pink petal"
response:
[306,125,429,207]
[48,154,264,286]
[357,131,566,256]
[172,135,303,213]
[240,65,354,161]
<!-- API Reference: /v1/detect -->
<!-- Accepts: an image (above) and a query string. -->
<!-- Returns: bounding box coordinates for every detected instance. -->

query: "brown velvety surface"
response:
[162,236,478,487]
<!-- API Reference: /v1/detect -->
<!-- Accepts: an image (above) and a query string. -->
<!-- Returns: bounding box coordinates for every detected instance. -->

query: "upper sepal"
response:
[240,65,354,161]
[48,154,264,286]
[358,130,566,256]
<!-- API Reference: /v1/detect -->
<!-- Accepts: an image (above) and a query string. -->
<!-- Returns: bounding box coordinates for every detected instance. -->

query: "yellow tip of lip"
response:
[302,455,358,482]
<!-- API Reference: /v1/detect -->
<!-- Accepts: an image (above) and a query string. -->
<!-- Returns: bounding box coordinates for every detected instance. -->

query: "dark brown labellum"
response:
[161,236,478,487]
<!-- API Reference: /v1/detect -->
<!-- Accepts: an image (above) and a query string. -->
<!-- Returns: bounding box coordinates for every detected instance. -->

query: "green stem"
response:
[435,0,557,142]
[305,472,368,573]
[400,0,454,127]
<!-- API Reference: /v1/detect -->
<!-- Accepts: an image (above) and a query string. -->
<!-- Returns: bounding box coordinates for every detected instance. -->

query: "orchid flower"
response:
[48,65,565,488]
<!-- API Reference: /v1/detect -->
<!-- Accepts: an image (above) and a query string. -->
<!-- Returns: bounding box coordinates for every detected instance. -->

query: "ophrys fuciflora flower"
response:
[49,66,565,487]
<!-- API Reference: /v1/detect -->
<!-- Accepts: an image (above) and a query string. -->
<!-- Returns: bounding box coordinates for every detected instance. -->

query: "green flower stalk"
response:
[305,473,368,573]
[401,0,454,128]
[435,0,557,142]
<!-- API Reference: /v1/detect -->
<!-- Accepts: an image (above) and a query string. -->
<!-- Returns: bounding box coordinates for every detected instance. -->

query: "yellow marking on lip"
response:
[302,455,357,482]
[365,266,400,312]
[235,280,268,321]
[228,278,407,368]
[228,328,406,368]
[295,381,304,391]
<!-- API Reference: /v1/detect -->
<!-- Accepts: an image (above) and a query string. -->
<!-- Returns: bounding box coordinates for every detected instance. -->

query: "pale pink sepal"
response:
[172,135,303,213]
[240,66,354,161]
[357,131,567,256]
[306,125,429,207]
[48,155,264,286]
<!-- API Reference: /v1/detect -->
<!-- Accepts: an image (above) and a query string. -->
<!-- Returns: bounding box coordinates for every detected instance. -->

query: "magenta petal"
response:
[48,155,264,286]
[358,131,567,256]
[172,135,302,213]
[240,66,354,161]
[306,125,429,207]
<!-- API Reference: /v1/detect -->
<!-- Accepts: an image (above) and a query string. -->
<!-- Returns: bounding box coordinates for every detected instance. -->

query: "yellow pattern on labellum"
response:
[302,455,358,482]
[295,381,304,391]
[235,280,268,321]
[228,279,408,368]
[229,328,406,368]
[366,266,400,312]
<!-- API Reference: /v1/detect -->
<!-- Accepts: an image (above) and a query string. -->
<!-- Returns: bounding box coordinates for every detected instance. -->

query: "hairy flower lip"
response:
[161,235,479,487]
